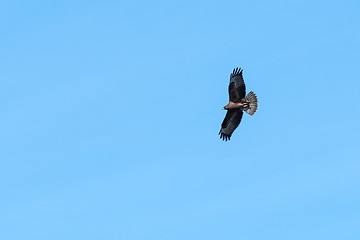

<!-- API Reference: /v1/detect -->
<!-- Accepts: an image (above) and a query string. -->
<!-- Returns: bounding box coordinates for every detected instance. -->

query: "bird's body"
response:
[219,68,258,141]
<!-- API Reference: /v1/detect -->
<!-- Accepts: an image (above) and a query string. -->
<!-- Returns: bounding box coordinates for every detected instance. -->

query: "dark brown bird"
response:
[219,68,258,141]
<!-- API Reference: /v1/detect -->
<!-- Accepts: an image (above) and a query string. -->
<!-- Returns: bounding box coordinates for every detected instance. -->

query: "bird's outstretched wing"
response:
[219,110,243,141]
[228,67,246,102]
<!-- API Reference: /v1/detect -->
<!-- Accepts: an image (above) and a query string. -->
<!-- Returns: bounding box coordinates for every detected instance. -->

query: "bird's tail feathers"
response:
[244,91,258,115]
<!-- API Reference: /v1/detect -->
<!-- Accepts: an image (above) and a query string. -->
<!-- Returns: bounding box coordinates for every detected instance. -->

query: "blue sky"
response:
[1,0,359,239]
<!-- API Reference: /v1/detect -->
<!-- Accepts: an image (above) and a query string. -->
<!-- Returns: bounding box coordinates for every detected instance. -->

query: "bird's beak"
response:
[222,107,225,110]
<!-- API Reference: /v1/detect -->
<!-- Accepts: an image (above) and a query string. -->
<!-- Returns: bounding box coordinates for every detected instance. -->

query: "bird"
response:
[219,68,258,141]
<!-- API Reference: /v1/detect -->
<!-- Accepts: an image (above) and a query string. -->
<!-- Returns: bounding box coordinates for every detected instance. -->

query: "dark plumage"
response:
[219,68,258,141]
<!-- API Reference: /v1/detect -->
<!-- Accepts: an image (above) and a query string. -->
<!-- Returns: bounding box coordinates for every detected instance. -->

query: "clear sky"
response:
[1,0,359,239]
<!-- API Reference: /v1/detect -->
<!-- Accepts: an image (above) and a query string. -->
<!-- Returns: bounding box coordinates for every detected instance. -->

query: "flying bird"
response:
[219,68,258,141]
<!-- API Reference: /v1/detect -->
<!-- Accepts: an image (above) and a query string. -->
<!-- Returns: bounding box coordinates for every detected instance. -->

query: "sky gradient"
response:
[1,0,360,239]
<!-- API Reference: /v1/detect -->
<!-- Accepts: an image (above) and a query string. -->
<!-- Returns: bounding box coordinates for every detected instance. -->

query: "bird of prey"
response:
[219,68,258,141]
